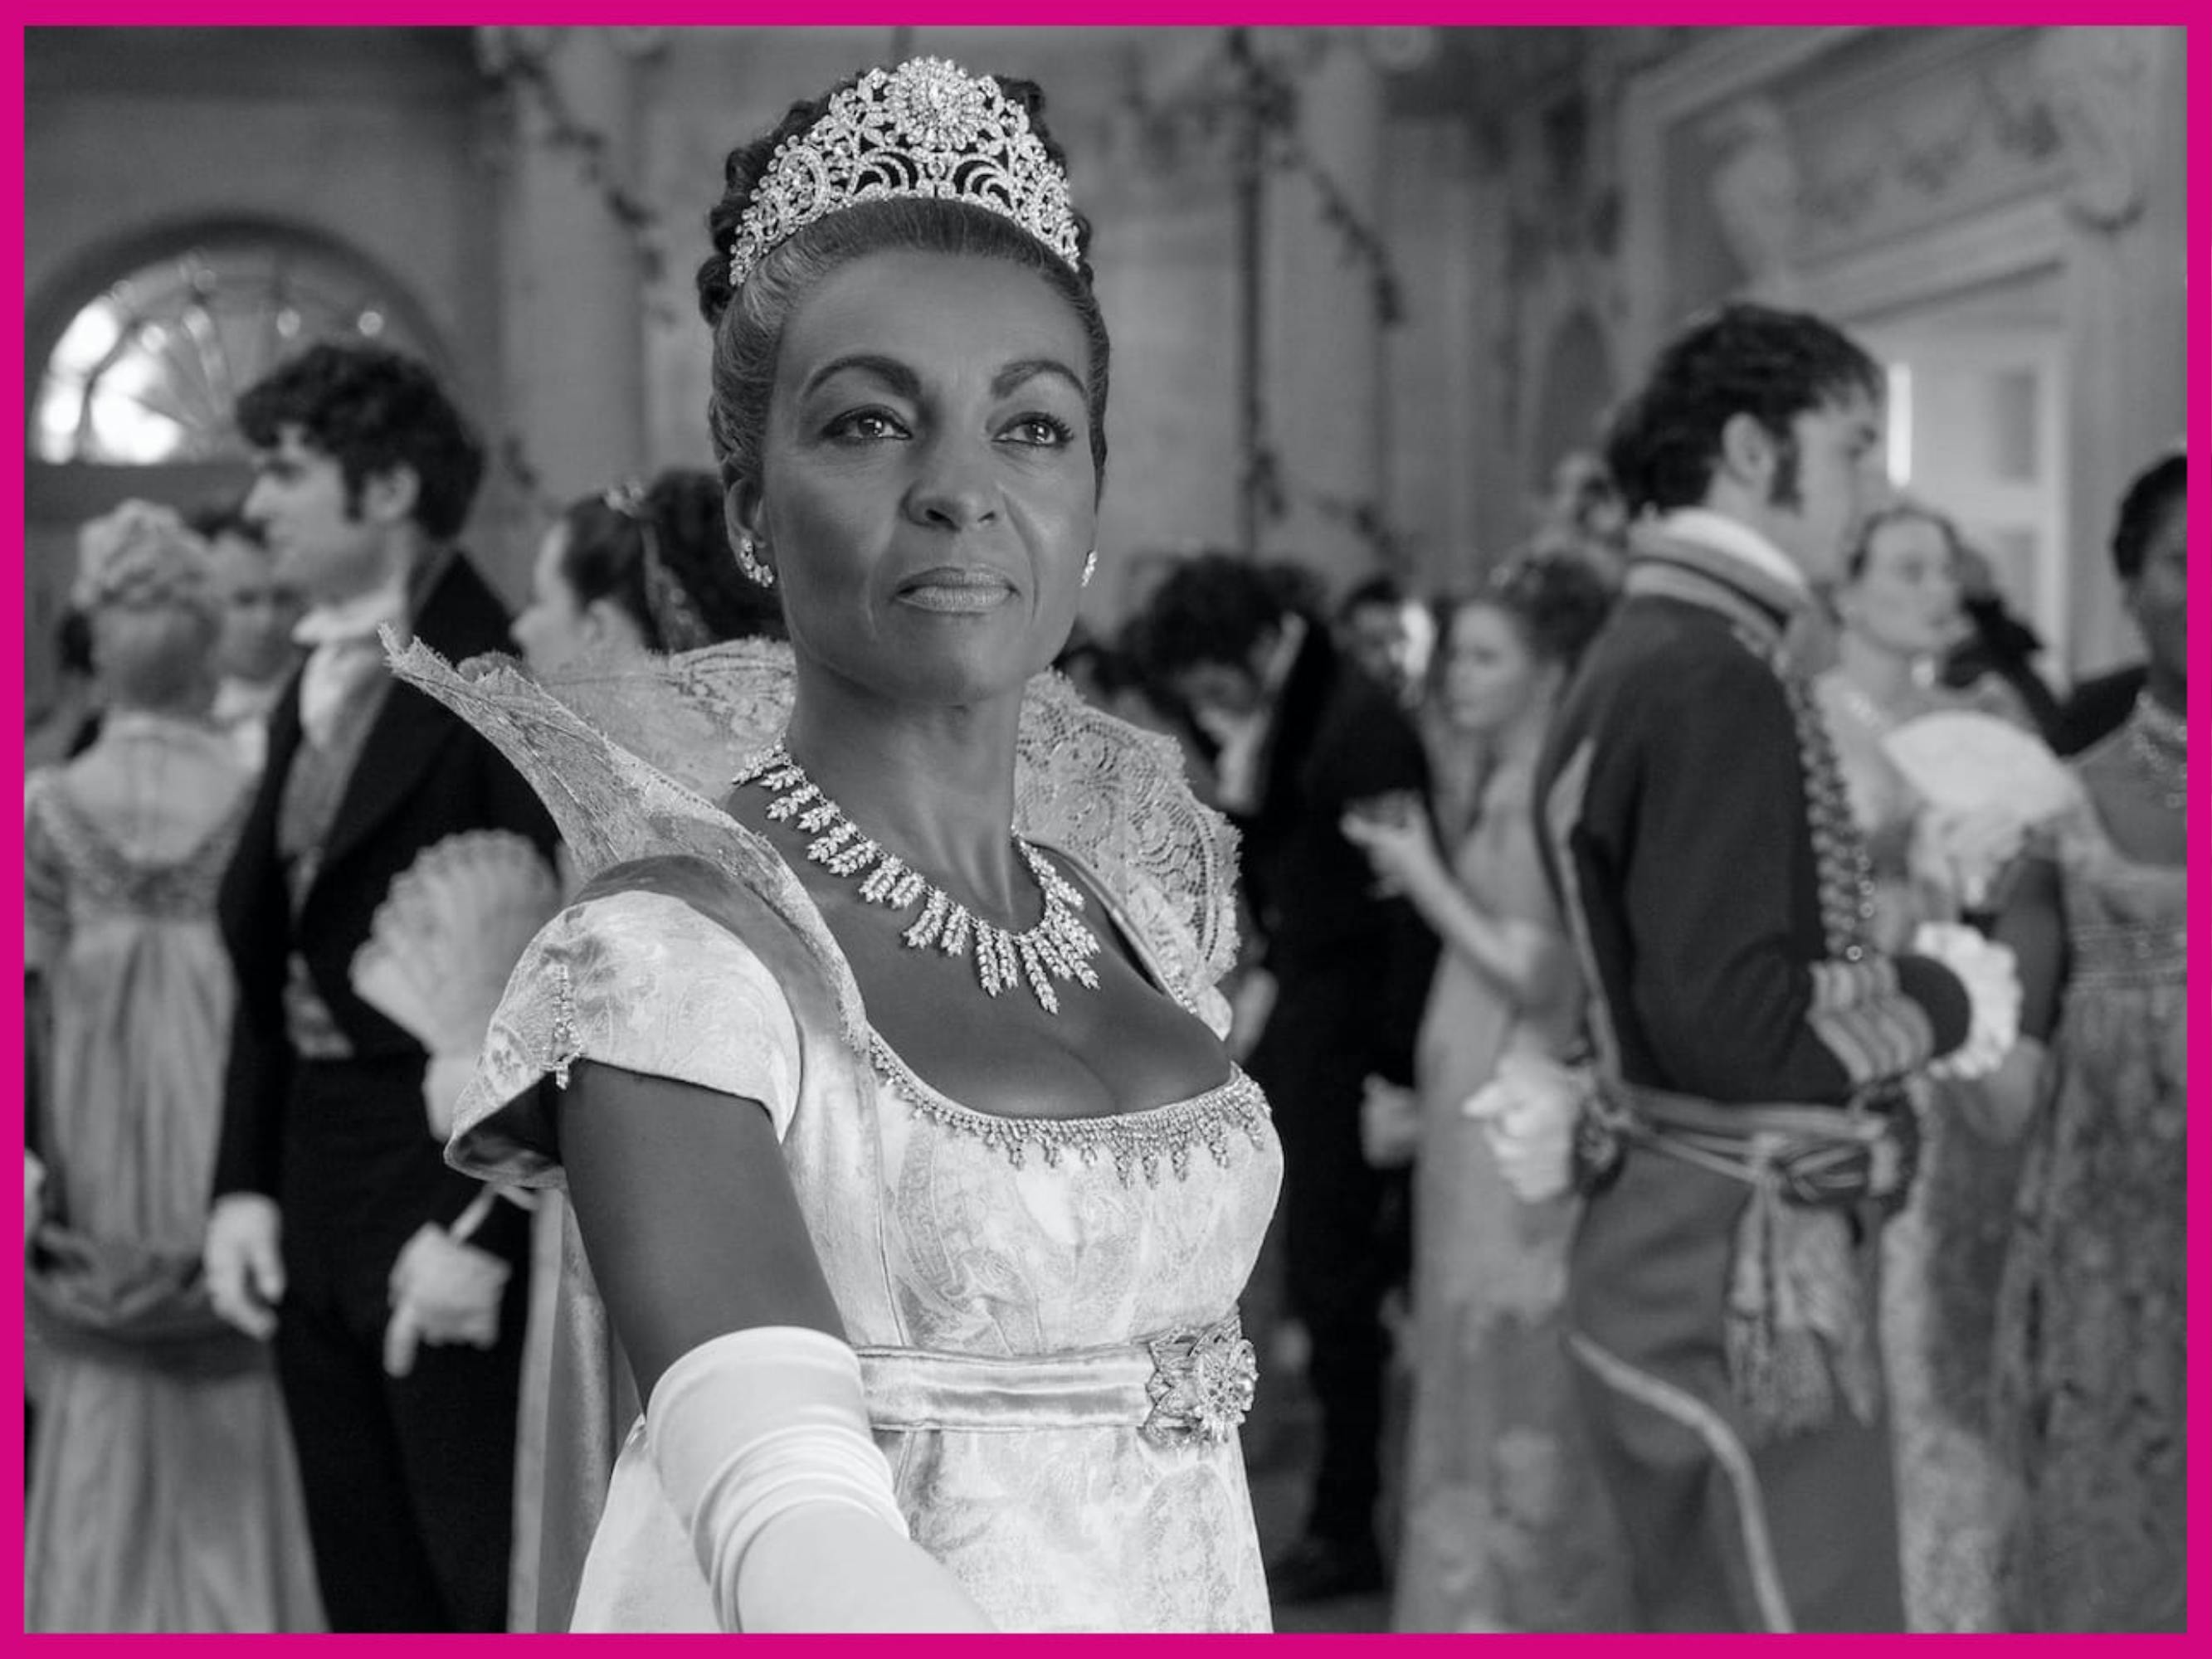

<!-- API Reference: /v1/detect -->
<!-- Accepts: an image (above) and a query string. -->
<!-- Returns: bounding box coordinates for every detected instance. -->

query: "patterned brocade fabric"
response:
[453,888,805,1177]
[401,640,1277,1633]
[1990,800,2186,1632]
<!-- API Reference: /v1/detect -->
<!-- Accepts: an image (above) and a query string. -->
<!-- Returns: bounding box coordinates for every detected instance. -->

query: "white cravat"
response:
[212,674,285,771]
[1653,508,1812,599]
[294,577,409,749]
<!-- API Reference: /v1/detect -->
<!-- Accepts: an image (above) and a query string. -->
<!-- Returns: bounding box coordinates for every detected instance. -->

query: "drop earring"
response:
[1080,548,1098,589]
[736,533,775,588]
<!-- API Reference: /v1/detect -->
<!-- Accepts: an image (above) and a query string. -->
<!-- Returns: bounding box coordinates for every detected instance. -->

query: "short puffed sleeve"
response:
[448,883,804,1189]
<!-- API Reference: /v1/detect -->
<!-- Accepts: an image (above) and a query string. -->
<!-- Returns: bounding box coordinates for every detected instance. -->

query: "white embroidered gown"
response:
[393,640,1280,1633]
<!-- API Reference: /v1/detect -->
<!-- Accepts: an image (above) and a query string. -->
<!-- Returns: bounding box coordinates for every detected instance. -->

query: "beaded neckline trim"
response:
[868,1034,1270,1186]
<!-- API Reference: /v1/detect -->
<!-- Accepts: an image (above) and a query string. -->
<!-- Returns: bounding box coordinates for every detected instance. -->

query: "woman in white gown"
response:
[24,504,322,1631]
[395,60,1283,1632]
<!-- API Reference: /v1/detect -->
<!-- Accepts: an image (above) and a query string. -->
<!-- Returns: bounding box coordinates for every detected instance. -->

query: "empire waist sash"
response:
[855,1310,1255,1448]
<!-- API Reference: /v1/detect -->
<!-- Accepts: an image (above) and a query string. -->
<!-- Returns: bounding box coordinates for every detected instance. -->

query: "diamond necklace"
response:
[2127,691,2186,813]
[733,741,1102,1014]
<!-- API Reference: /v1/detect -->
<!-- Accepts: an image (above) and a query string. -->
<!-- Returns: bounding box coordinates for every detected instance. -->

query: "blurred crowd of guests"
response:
[22,311,2184,1633]
[22,343,782,1633]
[1045,319,2180,1632]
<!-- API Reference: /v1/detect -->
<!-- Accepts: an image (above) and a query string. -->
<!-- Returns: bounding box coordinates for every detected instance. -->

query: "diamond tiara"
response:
[726,57,1083,291]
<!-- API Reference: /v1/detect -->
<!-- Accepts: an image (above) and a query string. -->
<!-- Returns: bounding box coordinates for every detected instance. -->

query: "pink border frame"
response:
[6,6,2200,1651]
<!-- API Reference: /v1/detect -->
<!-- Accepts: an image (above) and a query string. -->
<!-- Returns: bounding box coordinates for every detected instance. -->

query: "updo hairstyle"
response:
[72,499,220,711]
[557,469,784,647]
[1457,547,1616,673]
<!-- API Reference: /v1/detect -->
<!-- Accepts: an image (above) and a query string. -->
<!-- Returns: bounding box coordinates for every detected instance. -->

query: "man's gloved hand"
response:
[382,1221,511,1377]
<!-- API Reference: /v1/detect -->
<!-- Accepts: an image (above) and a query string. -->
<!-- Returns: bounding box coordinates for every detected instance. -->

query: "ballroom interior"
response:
[22,23,2189,715]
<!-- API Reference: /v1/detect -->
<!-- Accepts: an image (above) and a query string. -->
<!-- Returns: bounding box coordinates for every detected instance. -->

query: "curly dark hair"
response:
[234,342,485,540]
[1444,547,1616,674]
[1128,552,1322,683]
[558,469,784,648]
[1335,572,1405,622]
[1604,303,1879,518]
[186,497,265,547]
[694,70,1110,504]
[2109,450,2186,583]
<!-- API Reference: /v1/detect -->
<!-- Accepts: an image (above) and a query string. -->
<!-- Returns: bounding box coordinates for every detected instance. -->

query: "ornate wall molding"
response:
[475,27,670,298]
[1703,95,1802,289]
[2034,27,2161,232]
[1615,26,1859,360]
[1789,32,2063,267]
[1784,191,2065,324]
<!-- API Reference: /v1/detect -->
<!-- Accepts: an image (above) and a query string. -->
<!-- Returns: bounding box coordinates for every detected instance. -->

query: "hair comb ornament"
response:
[602,479,714,653]
[601,479,649,519]
[726,57,1081,291]
[72,499,214,615]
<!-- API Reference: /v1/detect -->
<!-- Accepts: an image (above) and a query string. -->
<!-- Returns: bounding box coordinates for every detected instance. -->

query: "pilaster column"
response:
[2049,26,2187,675]
[1259,31,1388,590]
[496,29,649,516]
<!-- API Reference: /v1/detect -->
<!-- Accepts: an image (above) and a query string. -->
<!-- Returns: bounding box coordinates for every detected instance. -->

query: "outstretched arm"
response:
[557,1064,991,1632]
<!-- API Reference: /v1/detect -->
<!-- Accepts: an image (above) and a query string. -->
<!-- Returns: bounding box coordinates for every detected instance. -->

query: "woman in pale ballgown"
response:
[1341,552,1630,1632]
[498,467,780,1630]
[1812,502,2040,1632]
[382,60,1340,1632]
[1982,453,2186,1632]
[23,503,322,1632]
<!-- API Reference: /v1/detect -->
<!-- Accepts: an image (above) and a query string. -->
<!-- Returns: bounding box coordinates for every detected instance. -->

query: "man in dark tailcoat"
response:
[1136,553,1437,1603]
[202,343,555,1632]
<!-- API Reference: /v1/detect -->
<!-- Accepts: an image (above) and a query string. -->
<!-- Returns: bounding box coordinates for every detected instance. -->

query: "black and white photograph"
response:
[19,23,2190,1635]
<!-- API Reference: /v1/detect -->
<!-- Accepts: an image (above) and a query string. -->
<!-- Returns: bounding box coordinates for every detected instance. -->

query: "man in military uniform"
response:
[1536,304,2011,1630]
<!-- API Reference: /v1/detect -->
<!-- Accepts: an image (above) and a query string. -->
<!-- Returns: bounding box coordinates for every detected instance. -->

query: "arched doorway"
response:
[23,219,448,711]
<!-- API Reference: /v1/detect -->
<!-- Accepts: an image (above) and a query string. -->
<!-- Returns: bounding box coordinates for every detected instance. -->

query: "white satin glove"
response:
[25,1152,45,1253]
[382,1221,510,1377]
[1357,1074,1421,1170]
[421,1051,479,1142]
[1463,1049,1587,1204]
[650,1326,994,1632]
[203,1193,285,1340]
[1913,921,2021,1082]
